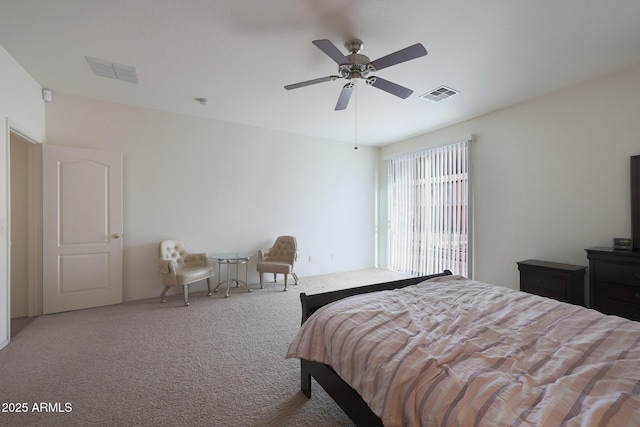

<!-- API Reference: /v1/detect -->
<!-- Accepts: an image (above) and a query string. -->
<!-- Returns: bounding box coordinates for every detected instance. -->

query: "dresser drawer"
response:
[594,281,640,305]
[593,262,640,286]
[521,274,567,302]
[593,298,640,321]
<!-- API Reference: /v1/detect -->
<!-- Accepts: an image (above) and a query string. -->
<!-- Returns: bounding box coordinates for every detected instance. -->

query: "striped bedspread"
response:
[286,275,640,426]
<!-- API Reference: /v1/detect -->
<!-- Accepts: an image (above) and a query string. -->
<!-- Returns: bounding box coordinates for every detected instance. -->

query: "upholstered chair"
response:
[256,235,299,291]
[159,240,215,306]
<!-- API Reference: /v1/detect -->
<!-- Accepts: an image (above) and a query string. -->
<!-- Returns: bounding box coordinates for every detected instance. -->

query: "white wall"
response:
[45,95,379,301]
[0,43,45,349]
[380,64,640,291]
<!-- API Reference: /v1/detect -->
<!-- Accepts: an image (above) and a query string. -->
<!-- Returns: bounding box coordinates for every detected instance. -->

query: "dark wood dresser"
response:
[517,259,586,306]
[585,247,640,321]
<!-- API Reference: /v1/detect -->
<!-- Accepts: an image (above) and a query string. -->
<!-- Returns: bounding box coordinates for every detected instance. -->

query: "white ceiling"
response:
[1,0,640,146]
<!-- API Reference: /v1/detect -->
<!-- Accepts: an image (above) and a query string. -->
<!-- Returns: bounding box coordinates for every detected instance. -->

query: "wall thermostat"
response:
[613,237,633,250]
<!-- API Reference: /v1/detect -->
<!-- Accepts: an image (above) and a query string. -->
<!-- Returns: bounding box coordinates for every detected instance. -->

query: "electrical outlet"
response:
[308,256,312,262]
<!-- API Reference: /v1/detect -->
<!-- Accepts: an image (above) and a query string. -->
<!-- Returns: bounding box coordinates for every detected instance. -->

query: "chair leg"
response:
[183,285,190,306]
[273,273,277,283]
[292,272,299,285]
[259,272,264,289]
[206,277,212,296]
[160,286,170,303]
[284,275,288,292]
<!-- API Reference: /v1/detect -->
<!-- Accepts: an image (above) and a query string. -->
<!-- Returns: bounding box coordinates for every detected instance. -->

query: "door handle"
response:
[112,233,121,239]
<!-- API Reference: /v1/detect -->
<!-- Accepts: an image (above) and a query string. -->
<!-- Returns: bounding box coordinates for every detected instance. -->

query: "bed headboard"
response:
[299,270,452,324]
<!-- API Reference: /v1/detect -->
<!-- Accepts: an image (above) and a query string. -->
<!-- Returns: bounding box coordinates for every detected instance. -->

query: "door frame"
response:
[2,117,43,350]
[9,127,43,319]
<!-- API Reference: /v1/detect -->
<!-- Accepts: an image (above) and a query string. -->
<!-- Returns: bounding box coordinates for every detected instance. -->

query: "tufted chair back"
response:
[160,240,189,267]
[266,236,298,264]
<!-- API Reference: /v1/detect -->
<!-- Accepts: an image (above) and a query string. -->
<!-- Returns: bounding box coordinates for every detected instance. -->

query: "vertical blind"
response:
[387,140,471,276]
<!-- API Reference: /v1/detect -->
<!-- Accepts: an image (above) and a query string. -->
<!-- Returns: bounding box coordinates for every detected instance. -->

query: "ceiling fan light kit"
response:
[285,38,427,111]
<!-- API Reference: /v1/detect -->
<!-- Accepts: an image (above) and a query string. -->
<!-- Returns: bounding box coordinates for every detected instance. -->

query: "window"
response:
[387,139,471,276]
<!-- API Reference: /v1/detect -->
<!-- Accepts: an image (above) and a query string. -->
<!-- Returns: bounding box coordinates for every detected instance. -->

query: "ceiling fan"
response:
[285,39,427,110]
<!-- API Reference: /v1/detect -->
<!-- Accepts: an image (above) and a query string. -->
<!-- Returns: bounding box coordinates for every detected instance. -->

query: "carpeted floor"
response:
[10,316,35,337]
[0,268,409,427]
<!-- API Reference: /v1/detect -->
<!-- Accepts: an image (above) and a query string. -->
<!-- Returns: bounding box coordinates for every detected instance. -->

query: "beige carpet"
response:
[0,268,410,427]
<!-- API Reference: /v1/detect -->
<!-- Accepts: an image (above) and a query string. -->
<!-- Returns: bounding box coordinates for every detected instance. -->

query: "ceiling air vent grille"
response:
[420,86,459,103]
[86,56,139,84]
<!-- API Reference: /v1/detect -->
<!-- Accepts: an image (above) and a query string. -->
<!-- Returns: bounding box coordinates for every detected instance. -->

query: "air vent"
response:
[85,56,139,84]
[420,86,459,103]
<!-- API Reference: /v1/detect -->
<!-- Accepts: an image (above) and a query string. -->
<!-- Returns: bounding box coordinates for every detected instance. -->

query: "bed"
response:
[286,271,640,426]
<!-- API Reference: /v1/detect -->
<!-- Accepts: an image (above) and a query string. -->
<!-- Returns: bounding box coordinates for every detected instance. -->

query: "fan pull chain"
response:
[354,83,359,150]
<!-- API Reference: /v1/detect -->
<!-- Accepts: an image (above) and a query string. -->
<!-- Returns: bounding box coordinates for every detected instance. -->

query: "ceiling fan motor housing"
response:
[340,53,372,79]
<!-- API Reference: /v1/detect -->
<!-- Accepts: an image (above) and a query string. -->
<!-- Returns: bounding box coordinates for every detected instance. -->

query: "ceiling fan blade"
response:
[312,39,349,65]
[335,82,355,110]
[285,75,337,90]
[369,43,427,71]
[366,76,413,99]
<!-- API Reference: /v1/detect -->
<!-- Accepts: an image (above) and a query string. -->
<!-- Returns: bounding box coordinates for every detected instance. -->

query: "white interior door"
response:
[42,145,123,314]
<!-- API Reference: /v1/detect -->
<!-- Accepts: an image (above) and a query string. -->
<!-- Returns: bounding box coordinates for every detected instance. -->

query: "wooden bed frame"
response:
[298,270,452,426]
